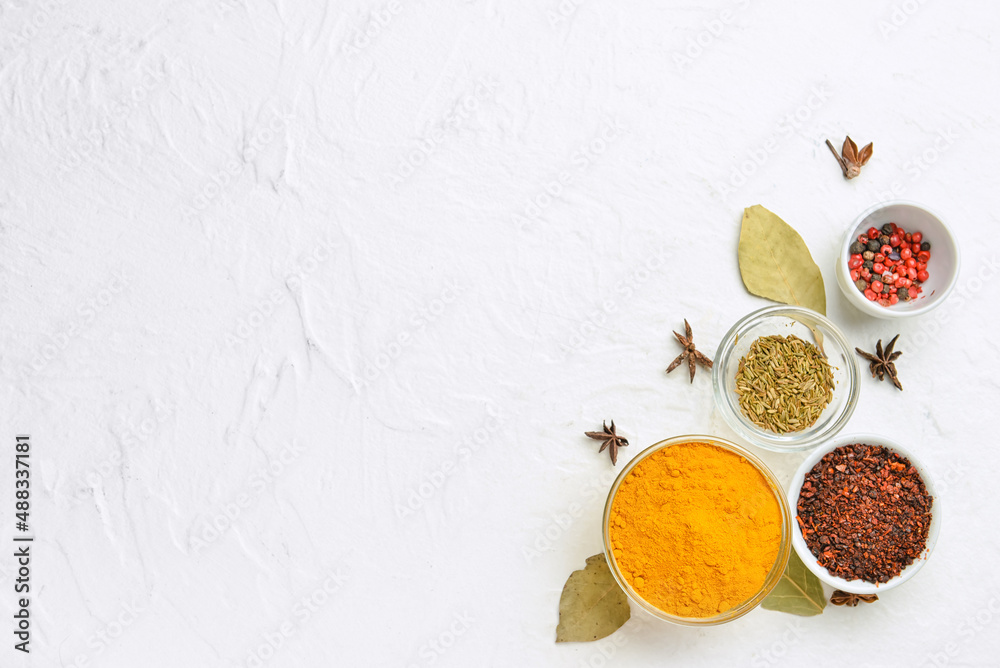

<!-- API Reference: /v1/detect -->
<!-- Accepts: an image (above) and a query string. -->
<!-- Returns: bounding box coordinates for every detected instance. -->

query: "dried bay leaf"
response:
[555,553,630,642]
[761,550,826,617]
[738,205,827,315]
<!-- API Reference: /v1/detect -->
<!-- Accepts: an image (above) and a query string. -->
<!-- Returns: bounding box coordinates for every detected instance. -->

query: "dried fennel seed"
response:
[735,334,834,434]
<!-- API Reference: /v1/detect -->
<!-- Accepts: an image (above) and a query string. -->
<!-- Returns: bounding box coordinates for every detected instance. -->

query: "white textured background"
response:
[2,0,999,666]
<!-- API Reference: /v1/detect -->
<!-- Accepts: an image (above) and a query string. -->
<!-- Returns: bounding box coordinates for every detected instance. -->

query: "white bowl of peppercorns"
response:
[836,201,960,319]
[787,433,941,595]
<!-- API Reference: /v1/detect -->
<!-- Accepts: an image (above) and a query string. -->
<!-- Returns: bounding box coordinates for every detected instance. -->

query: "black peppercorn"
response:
[863,260,874,269]
[921,241,931,251]
[879,235,890,246]
[867,240,881,252]
[898,287,910,300]
[850,241,865,254]
[882,284,891,293]
[881,223,893,235]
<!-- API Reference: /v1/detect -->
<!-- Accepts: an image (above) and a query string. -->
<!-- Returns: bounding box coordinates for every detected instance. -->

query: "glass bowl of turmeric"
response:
[602,435,791,626]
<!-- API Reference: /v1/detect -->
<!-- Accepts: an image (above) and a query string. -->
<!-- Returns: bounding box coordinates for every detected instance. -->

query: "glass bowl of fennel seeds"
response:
[712,306,860,452]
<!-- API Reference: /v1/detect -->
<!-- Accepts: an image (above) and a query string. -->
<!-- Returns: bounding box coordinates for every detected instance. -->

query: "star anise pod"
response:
[585,420,628,466]
[855,334,902,391]
[826,135,873,179]
[830,589,878,607]
[666,319,713,383]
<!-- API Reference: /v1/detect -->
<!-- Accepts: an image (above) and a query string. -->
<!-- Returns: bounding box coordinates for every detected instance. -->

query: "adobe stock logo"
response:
[878,0,931,39]
[190,441,306,554]
[672,0,755,72]
[352,279,467,391]
[341,1,403,57]
[55,67,169,182]
[181,109,294,224]
[922,595,1000,668]
[64,598,147,668]
[871,127,959,203]
[222,235,336,349]
[69,399,174,507]
[242,566,350,667]
[406,612,475,667]
[394,404,505,519]
[716,84,831,199]
[522,470,616,563]
[750,619,806,667]
[20,269,130,379]
[510,119,625,230]
[2,0,64,55]
[388,77,499,186]
[554,247,672,361]
[546,0,587,28]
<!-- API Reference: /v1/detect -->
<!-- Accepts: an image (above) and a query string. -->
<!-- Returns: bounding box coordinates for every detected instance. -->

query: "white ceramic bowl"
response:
[787,433,940,595]
[836,201,960,319]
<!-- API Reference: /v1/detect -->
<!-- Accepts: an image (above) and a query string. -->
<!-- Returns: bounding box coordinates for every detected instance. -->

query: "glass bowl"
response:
[602,435,791,626]
[712,305,860,452]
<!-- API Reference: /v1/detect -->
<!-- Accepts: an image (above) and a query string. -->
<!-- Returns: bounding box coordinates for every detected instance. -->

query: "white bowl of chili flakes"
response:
[787,433,941,595]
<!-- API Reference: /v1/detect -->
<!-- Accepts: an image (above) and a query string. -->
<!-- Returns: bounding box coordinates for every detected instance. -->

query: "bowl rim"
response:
[837,199,961,319]
[712,305,861,452]
[786,432,940,595]
[602,434,792,626]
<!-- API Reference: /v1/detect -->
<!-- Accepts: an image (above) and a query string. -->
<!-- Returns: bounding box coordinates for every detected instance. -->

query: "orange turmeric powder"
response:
[608,441,782,618]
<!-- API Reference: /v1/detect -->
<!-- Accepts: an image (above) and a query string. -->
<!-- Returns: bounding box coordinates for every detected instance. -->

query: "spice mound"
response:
[847,222,932,307]
[797,444,933,583]
[735,334,834,434]
[608,442,783,618]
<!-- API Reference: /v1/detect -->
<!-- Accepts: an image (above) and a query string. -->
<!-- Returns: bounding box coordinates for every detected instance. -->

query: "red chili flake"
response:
[796,443,933,583]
